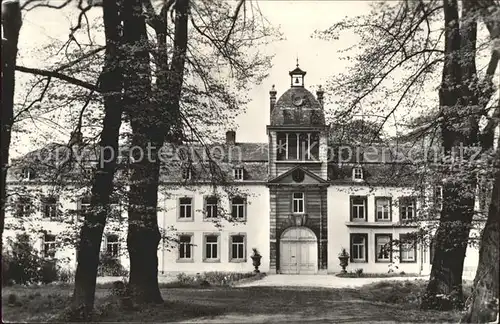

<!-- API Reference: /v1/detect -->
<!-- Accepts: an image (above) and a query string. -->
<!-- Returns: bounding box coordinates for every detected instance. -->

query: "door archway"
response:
[280,226,318,274]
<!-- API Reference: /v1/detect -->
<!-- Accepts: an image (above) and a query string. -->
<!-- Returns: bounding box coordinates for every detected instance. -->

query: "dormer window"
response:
[233,167,244,181]
[352,167,364,181]
[182,167,191,180]
[21,167,34,180]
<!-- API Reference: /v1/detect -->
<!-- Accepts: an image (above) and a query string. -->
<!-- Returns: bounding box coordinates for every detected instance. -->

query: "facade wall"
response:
[269,185,328,273]
[158,184,270,274]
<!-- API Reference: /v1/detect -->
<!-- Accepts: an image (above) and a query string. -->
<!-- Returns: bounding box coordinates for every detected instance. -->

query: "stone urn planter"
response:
[338,248,349,274]
[251,248,262,273]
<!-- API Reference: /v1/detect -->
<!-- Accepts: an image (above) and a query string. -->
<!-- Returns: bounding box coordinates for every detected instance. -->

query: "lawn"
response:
[2,281,463,323]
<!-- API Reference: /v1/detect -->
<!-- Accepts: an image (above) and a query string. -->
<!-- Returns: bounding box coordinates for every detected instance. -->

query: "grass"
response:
[2,280,468,323]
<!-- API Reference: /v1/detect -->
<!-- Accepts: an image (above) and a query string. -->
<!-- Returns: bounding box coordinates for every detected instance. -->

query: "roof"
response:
[270,87,325,126]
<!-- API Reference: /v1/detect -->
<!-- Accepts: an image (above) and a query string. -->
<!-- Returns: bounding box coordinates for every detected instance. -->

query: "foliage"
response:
[2,233,71,285]
[97,254,128,277]
[171,271,262,287]
[338,247,349,258]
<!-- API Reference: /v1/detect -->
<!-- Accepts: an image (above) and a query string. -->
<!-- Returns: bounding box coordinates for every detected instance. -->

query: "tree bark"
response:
[421,0,481,310]
[121,0,163,304]
[122,0,189,304]
[71,0,124,318]
[1,0,22,256]
[462,148,499,323]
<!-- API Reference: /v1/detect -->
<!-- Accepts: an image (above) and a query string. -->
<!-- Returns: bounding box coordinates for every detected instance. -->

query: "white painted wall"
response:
[157,184,270,274]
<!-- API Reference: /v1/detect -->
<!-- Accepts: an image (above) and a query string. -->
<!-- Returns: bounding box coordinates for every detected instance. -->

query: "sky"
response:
[10,1,374,156]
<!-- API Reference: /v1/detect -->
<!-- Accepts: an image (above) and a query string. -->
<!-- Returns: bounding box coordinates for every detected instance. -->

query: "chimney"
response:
[269,84,277,113]
[226,130,236,145]
[316,85,324,108]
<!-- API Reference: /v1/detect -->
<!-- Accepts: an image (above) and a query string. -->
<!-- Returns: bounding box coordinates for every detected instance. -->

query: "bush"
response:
[170,272,259,287]
[40,260,59,284]
[2,234,71,285]
[98,254,128,277]
[355,268,363,277]
[3,233,43,285]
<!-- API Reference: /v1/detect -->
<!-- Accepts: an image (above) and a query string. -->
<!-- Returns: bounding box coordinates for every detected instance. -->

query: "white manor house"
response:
[4,65,483,277]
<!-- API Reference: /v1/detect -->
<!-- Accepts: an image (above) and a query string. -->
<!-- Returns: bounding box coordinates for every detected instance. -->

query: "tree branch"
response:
[15,65,99,92]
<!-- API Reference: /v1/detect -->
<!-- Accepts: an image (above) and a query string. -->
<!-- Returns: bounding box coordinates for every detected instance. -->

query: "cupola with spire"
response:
[289,59,306,87]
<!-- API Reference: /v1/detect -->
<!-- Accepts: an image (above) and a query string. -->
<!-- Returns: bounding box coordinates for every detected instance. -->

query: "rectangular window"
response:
[276,133,287,160]
[434,185,443,211]
[375,197,391,221]
[106,234,120,258]
[179,197,193,220]
[288,133,298,160]
[204,234,219,261]
[375,234,392,262]
[79,196,91,221]
[42,196,57,219]
[179,234,193,260]
[205,196,218,219]
[233,168,244,181]
[230,234,246,261]
[182,168,191,180]
[43,234,56,258]
[16,197,32,217]
[350,196,367,221]
[353,167,363,181]
[350,234,368,262]
[231,197,246,220]
[400,197,416,221]
[292,192,305,214]
[399,234,416,262]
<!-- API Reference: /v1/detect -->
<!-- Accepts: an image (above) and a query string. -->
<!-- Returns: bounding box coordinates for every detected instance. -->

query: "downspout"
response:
[319,187,323,272]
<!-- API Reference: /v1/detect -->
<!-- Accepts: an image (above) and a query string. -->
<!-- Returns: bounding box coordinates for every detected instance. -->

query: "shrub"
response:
[355,268,363,277]
[40,260,59,284]
[7,293,18,305]
[3,233,43,285]
[176,272,196,285]
[98,254,128,277]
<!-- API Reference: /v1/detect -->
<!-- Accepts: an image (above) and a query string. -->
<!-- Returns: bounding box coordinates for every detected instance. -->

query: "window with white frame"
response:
[233,167,244,181]
[181,167,191,180]
[352,167,363,181]
[276,132,319,161]
[350,234,367,262]
[231,197,246,220]
[204,234,219,260]
[16,196,32,217]
[179,197,193,219]
[21,167,35,180]
[376,234,392,262]
[292,192,305,213]
[399,197,415,221]
[375,197,391,221]
[350,196,367,220]
[78,196,91,221]
[205,196,218,219]
[178,234,193,260]
[399,234,416,262]
[230,234,246,261]
[106,234,120,258]
[43,234,56,258]
[42,196,57,219]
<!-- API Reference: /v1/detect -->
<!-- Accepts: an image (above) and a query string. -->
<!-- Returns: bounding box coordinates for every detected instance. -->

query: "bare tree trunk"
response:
[462,146,499,323]
[1,0,22,255]
[122,0,189,304]
[71,0,124,318]
[422,0,480,310]
[121,0,163,304]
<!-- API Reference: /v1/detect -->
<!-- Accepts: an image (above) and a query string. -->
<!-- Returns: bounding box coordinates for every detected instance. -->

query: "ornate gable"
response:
[268,165,329,186]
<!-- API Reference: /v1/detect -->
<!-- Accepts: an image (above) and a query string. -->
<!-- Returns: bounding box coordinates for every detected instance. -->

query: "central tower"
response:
[266,64,329,274]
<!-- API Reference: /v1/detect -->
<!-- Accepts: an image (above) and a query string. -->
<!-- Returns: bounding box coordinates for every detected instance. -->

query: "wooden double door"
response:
[280,227,318,274]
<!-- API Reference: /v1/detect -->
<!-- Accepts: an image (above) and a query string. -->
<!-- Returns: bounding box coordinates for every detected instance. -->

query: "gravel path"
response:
[235,274,428,288]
